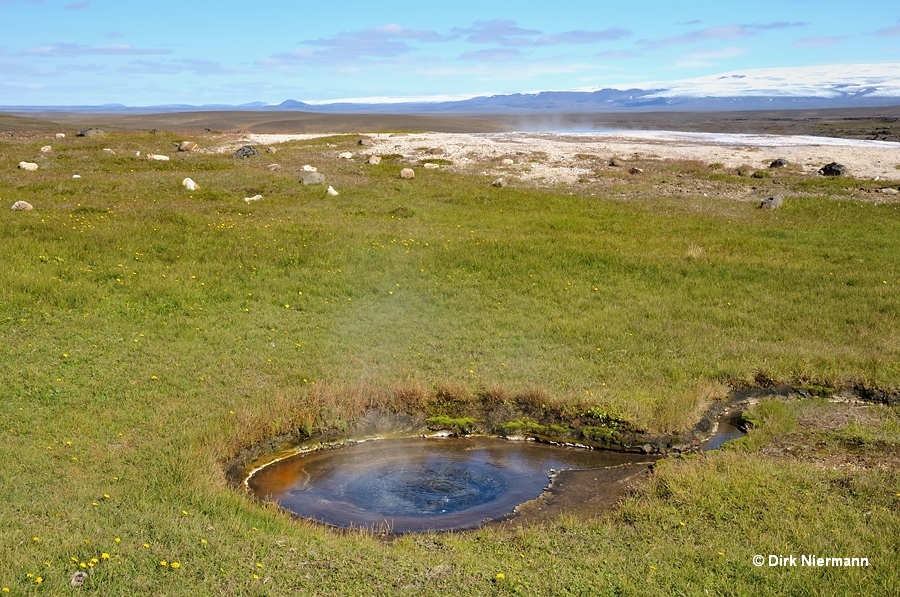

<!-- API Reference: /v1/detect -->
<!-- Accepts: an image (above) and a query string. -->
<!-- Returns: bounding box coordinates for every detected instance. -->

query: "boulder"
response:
[759,195,783,210]
[182,177,199,191]
[629,167,643,175]
[427,147,444,155]
[177,141,199,152]
[232,145,259,159]
[423,163,440,169]
[102,148,116,155]
[492,177,507,188]
[11,201,34,211]
[326,186,339,196]
[244,194,263,203]
[338,151,353,159]
[76,127,104,137]
[266,146,277,154]
[879,188,898,195]
[72,174,81,179]
[357,138,371,146]
[301,172,326,185]
[769,158,788,168]
[55,133,66,139]
[399,168,415,180]
[18,161,38,171]
[609,158,621,167]
[266,164,281,171]
[501,158,514,165]
[367,155,382,165]
[302,164,317,172]
[818,162,847,176]
[40,145,52,154]
[147,154,169,161]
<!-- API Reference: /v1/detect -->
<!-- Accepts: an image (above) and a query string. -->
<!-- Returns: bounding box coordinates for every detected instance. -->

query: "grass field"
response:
[1,130,898,595]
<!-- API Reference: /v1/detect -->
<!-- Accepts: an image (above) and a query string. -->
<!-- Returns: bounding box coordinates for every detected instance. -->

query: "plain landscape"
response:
[1,107,899,595]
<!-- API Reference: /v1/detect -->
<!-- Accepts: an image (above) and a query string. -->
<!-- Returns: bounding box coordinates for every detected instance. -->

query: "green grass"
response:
[1,130,899,594]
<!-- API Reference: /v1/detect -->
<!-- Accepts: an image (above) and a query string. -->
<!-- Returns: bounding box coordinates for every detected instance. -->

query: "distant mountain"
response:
[3,64,899,115]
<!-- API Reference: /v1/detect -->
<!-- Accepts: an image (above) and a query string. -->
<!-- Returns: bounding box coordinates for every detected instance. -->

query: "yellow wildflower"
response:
[171,562,181,569]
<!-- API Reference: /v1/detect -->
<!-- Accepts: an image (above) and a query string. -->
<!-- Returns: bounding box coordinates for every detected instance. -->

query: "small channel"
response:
[247,436,648,533]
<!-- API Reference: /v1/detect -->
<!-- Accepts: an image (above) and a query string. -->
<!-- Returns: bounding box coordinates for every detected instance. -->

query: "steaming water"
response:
[247,436,644,533]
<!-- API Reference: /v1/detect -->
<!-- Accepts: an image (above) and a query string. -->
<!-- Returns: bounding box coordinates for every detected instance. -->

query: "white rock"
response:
[266,146,277,154]
[11,200,33,211]
[326,186,339,196]
[135,151,141,157]
[178,141,199,152]
[55,133,66,139]
[338,152,353,159]
[40,145,52,154]
[147,154,170,161]
[302,164,317,172]
[399,168,415,179]
[102,148,116,155]
[182,177,199,191]
[367,155,382,165]
[423,163,439,169]
[72,174,81,179]
[501,158,515,165]
[266,164,281,171]
[244,194,263,203]
[18,161,38,171]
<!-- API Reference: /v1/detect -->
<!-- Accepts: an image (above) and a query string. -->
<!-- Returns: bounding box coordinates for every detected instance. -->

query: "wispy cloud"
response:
[641,21,806,49]
[453,20,541,46]
[64,0,89,9]
[875,21,900,37]
[458,48,522,62]
[23,43,171,57]
[119,58,244,76]
[794,36,846,48]
[597,50,643,59]
[534,28,631,46]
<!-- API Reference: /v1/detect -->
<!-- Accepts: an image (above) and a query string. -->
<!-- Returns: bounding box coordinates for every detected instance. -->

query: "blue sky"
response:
[1,0,898,105]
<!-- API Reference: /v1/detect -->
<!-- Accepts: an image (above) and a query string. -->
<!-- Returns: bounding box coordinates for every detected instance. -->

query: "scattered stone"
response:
[399,168,415,180]
[11,200,33,211]
[818,162,847,176]
[266,163,281,171]
[55,133,66,139]
[147,154,169,161]
[302,164,317,172]
[357,138,371,146]
[609,158,621,167]
[423,163,440,169]
[40,145,52,154]
[879,188,898,195]
[338,151,353,159]
[72,174,81,179]
[326,185,339,196]
[244,194,263,203]
[182,177,199,191]
[759,195,783,210]
[629,167,643,175]
[367,155,382,165]
[18,161,38,171]
[177,141,199,152]
[232,145,259,159]
[76,127,104,137]
[501,158,514,165]
[301,172,326,185]
[102,148,116,155]
[769,158,788,168]
[492,177,507,187]
[70,570,89,587]
[266,146,278,154]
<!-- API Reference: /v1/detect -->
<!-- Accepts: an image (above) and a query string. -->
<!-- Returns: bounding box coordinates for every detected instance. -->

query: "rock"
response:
[879,188,899,195]
[266,146,277,154]
[11,201,34,211]
[265,164,281,171]
[819,162,847,176]
[72,174,81,179]
[301,172,326,185]
[629,167,643,175]
[147,154,169,161]
[609,158,621,167]
[501,158,514,165]
[423,163,439,169]
[492,177,507,187]
[641,443,655,455]
[18,161,38,171]
[426,147,444,155]
[40,145,52,154]
[76,127,104,137]
[177,141,199,152]
[102,148,116,155]
[55,133,66,139]
[232,145,259,159]
[357,138,371,146]
[135,151,141,157]
[70,570,89,587]
[302,164,317,172]
[759,195,783,209]
[769,158,788,168]
[399,168,415,180]
[326,185,339,196]
[182,177,199,191]
[338,151,353,159]
[244,194,263,203]
[367,155,382,165]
